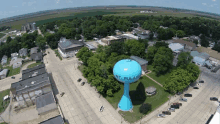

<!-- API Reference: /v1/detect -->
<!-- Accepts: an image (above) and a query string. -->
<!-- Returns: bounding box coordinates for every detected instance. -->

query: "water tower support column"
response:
[118,83,133,111]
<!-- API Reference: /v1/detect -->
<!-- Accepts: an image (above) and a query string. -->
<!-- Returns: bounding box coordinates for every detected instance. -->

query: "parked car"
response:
[168,108,175,112]
[171,105,179,109]
[193,86,199,89]
[210,97,218,101]
[77,78,82,82]
[199,80,204,83]
[11,76,15,79]
[158,114,166,118]
[81,82,85,86]
[162,111,171,115]
[173,102,182,106]
[184,93,192,97]
[180,98,187,102]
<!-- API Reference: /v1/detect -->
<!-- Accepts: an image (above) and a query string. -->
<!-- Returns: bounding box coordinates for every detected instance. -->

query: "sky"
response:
[0,0,219,19]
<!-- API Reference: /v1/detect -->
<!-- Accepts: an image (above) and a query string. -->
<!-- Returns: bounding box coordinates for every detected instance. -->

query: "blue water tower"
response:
[113,59,142,111]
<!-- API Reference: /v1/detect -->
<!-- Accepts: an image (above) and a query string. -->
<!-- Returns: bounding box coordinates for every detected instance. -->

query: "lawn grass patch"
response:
[0,89,10,114]
[78,65,85,72]
[3,66,20,77]
[54,49,62,60]
[105,76,170,123]
[27,62,43,69]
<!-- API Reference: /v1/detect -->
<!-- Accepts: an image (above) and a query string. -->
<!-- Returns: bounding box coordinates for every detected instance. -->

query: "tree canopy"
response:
[177,52,193,68]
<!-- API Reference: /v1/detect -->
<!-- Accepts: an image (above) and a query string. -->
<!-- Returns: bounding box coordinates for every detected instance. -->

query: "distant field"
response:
[0,8,218,30]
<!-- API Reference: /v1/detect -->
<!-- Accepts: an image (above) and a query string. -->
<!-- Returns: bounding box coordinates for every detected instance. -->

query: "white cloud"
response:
[212,0,216,1]
[27,1,36,6]
[202,3,207,5]
[56,0,60,4]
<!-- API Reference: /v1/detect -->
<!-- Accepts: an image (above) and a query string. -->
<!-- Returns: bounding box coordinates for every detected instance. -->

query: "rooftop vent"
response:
[31,81,35,85]
[25,85,28,88]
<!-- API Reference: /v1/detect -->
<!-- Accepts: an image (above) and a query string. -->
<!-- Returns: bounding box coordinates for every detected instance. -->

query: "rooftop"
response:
[11,73,50,95]
[22,64,45,75]
[36,92,55,109]
[40,115,64,124]
[173,39,196,48]
[145,86,156,93]
[130,56,148,65]
[30,47,39,54]
[58,37,84,49]
[22,66,46,80]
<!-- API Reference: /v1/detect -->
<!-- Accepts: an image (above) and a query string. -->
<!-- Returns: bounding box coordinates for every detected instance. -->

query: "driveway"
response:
[44,48,125,124]
[20,61,36,73]
[143,66,220,124]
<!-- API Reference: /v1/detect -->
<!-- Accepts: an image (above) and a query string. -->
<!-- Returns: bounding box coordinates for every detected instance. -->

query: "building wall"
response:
[141,64,147,72]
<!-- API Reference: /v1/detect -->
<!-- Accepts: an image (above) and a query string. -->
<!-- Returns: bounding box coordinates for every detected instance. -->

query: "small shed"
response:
[130,56,148,73]
[1,55,7,65]
[0,69,9,79]
[145,86,156,95]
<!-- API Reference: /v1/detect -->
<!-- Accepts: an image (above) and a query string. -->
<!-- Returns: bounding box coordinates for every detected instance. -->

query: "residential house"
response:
[130,56,148,74]
[192,52,210,66]
[30,47,43,61]
[189,35,201,43]
[10,57,23,69]
[11,52,19,58]
[84,43,97,51]
[172,39,197,51]
[121,34,139,40]
[10,65,52,107]
[0,69,8,79]
[1,55,7,65]
[19,48,28,57]
[100,36,126,45]
[58,37,84,58]
[40,115,64,124]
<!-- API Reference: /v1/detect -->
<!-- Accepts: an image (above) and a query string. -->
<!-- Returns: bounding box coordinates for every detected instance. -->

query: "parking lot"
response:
[144,66,220,124]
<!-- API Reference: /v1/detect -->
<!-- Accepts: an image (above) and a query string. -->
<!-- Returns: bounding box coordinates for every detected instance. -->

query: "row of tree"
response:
[0,26,11,32]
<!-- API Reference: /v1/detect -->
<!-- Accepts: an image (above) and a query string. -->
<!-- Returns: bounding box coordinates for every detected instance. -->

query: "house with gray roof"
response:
[19,48,28,57]
[130,56,148,73]
[36,92,57,115]
[1,55,7,65]
[10,57,22,66]
[30,47,43,61]
[0,69,8,79]
[30,47,39,55]
[172,39,197,51]
[40,115,64,124]
[11,52,19,58]
[58,37,84,58]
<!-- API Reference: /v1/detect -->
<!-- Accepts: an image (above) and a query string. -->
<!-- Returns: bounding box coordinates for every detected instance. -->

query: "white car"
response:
[168,108,175,112]
[158,114,166,118]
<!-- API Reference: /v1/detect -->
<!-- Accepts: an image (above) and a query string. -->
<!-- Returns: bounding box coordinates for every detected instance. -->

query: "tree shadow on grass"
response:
[130,82,146,105]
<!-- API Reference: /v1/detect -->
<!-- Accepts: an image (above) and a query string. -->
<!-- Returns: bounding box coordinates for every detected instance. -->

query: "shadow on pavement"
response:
[49,73,59,96]
[206,114,214,124]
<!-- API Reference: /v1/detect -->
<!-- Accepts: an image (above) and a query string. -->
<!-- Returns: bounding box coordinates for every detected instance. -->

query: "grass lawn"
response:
[105,76,170,123]
[78,65,85,72]
[54,49,62,60]
[0,89,10,114]
[27,62,43,69]
[147,65,171,86]
[3,66,20,77]
[0,33,5,38]
[0,122,8,124]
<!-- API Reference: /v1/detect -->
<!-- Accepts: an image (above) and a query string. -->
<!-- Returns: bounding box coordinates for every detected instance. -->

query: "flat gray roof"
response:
[22,67,46,80]
[40,115,64,124]
[11,73,50,95]
[22,64,45,74]
[58,39,84,49]
[36,92,55,109]
[130,56,148,65]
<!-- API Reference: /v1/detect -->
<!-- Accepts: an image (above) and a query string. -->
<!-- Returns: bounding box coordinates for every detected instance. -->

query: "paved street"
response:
[44,48,125,124]
[0,73,21,92]
[143,67,220,124]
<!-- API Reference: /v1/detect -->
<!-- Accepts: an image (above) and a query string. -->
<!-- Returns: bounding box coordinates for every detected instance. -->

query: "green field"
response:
[3,66,20,77]
[147,65,171,86]
[106,76,170,123]
[0,89,10,114]
[0,33,5,38]
[27,62,43,69]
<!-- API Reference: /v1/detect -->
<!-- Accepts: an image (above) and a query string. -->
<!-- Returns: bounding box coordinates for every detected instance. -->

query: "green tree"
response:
[6,36,12,43]
[176,30,186,38]
[200,34,209,47]
[153,47,173,75]
[177,52,193,68]
[145,46,157,64]
[164,68,191,94]
[76,47,94,66]
[193,40,199,45]
[36,35,46,50]
[186,63,200,83]
[124,39,145,58]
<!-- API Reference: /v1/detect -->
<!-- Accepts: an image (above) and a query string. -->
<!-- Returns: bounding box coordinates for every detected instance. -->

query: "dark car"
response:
[11,76,15,79]
[199,80,204,83]
[171,105,179,109]
[77,78,82,82]
[193,86,199,89]
[173,102,182,106]
[81,82,85,86]
[210,97,218,101]
[162,111,171,115]
[184,93,192,97]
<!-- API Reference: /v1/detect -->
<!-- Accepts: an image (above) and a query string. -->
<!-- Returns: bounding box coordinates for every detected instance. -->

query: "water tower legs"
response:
[118,83,133,111]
